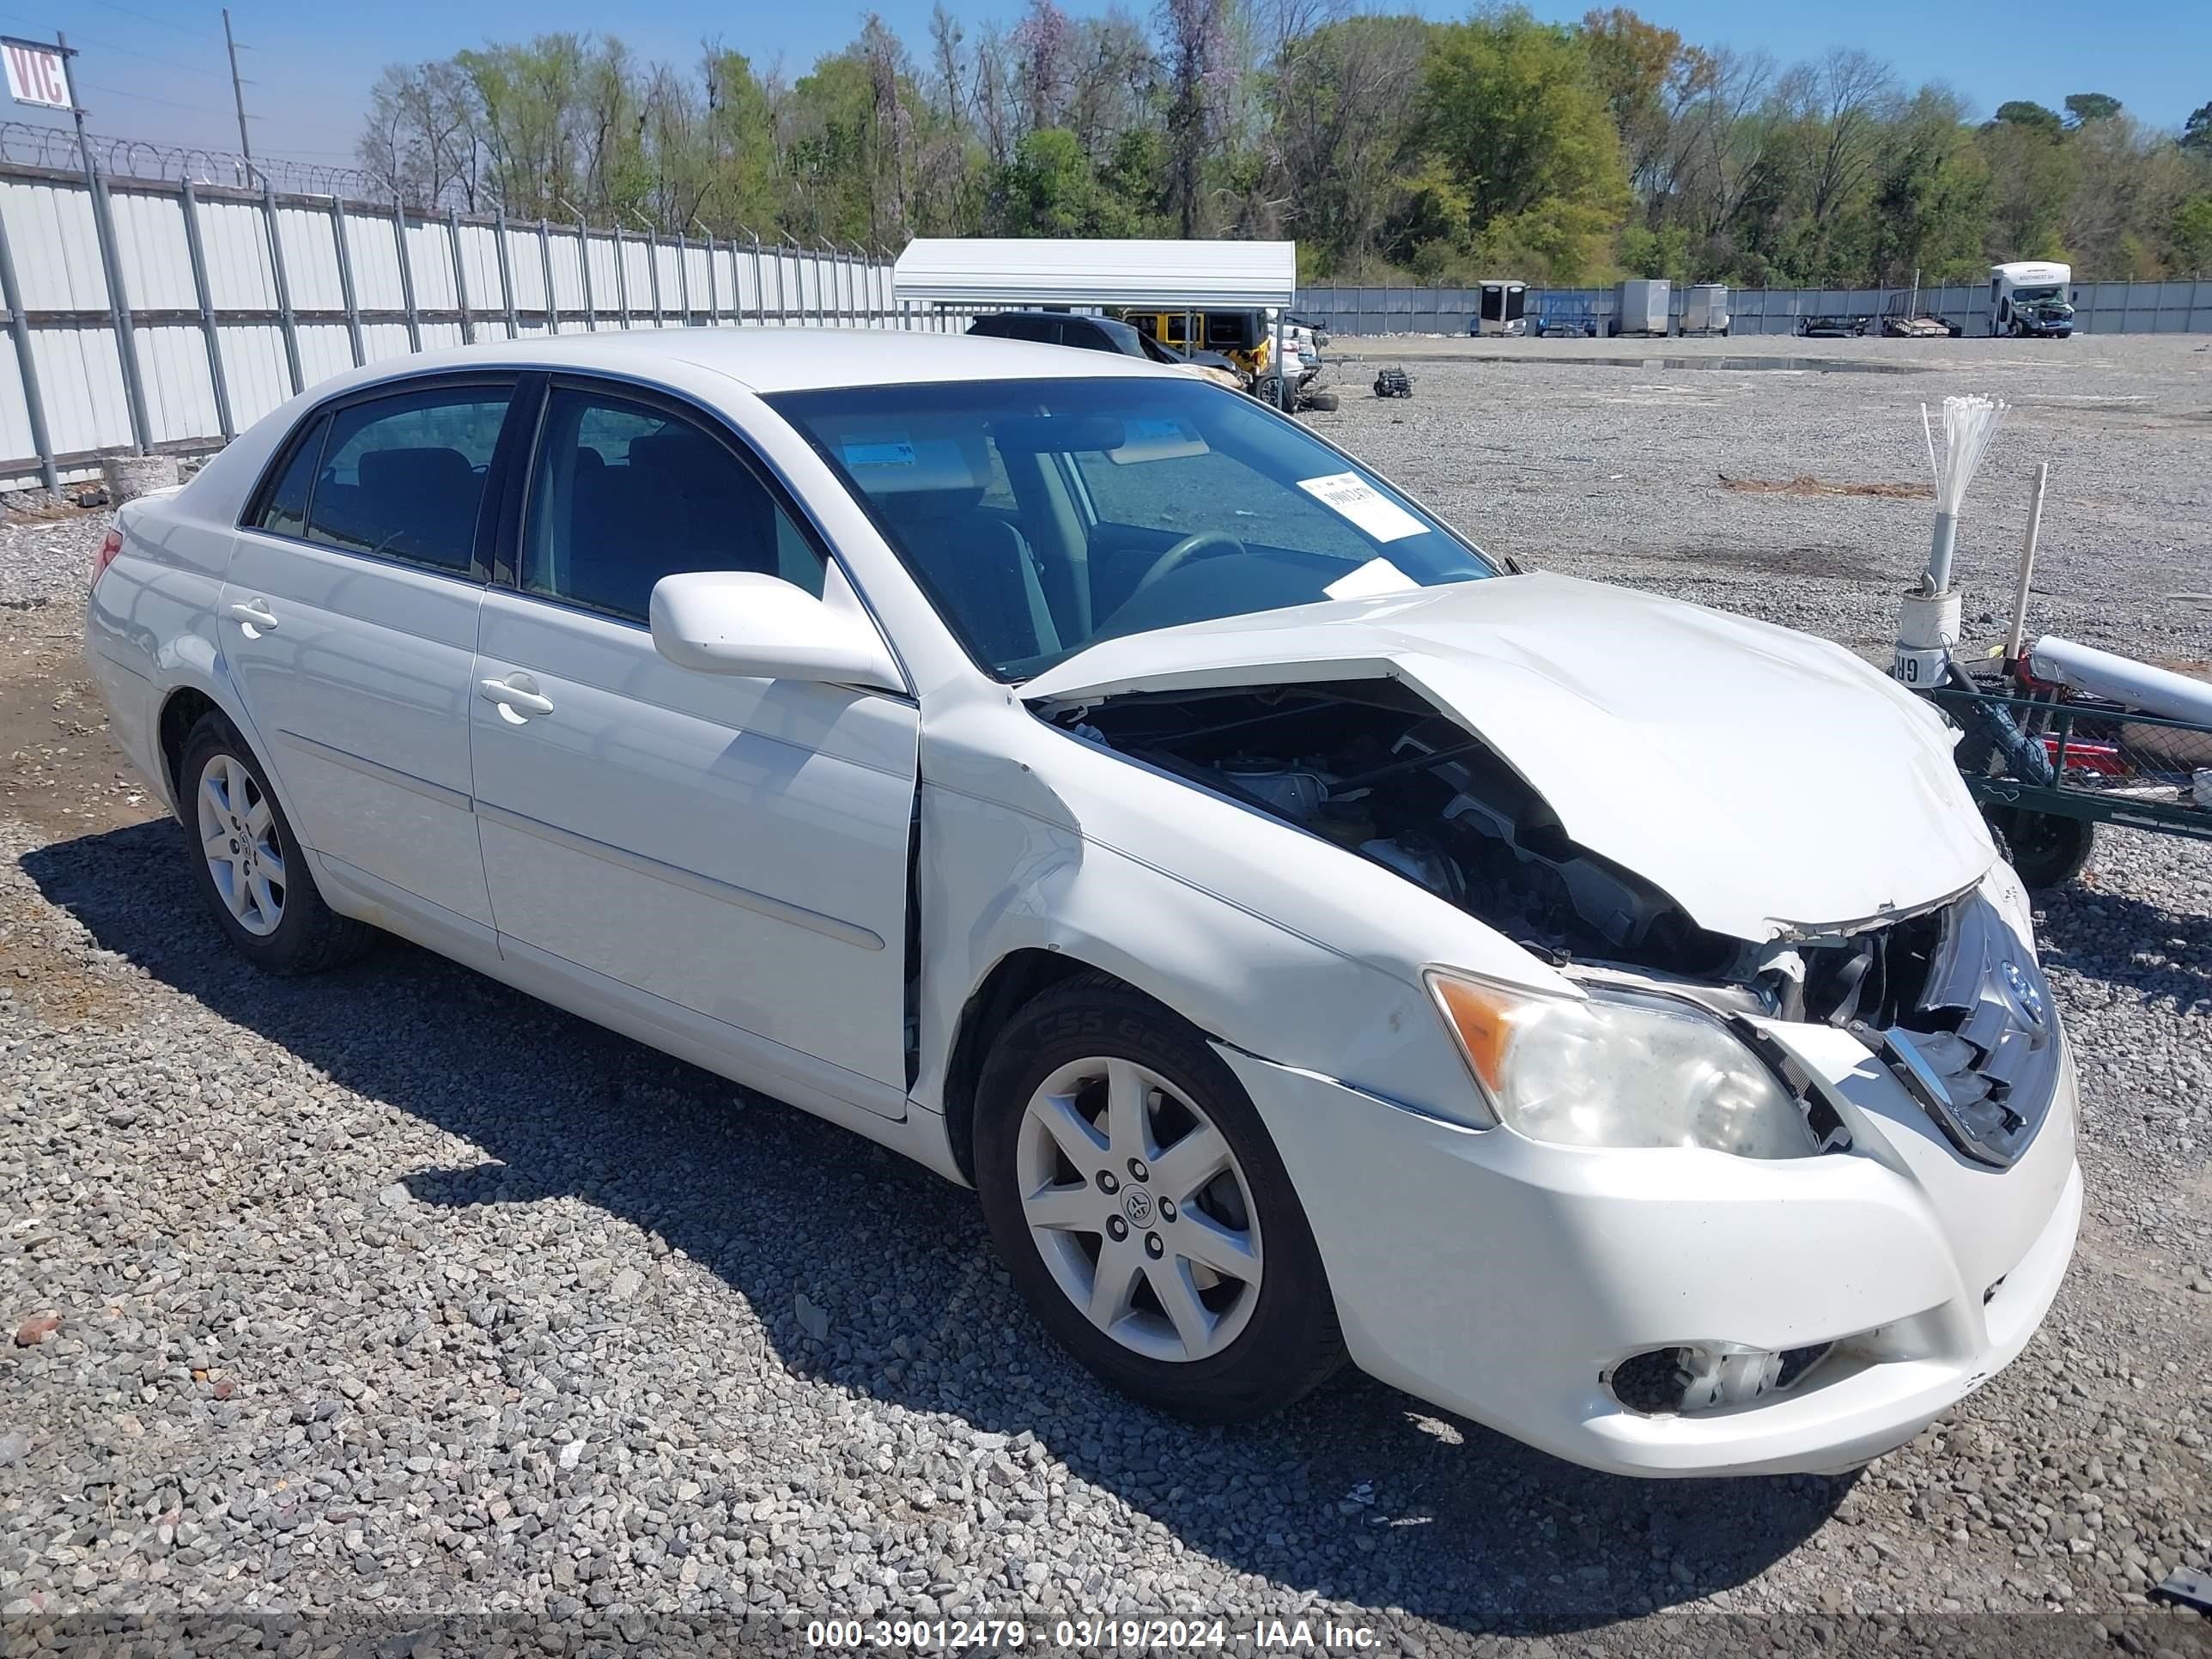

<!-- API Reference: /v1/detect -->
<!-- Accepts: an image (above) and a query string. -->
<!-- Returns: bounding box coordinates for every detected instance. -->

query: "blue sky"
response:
[5,0,2203,171]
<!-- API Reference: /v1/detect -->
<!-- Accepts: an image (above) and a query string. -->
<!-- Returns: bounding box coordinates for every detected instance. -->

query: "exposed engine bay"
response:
[1060,679,1960,1015]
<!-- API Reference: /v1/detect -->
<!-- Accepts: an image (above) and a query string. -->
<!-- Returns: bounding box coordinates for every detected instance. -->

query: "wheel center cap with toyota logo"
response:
[1121,1188,1156,1228]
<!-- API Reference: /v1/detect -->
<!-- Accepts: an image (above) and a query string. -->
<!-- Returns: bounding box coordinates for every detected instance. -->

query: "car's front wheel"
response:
[974,975,1345,1422]
[179,713,374,975]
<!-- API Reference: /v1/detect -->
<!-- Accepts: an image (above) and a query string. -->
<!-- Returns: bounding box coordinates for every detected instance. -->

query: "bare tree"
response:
[356,61,485,210]
[1157,0,1231,237]
[1804,47,1899,228]
[861,14,915,244]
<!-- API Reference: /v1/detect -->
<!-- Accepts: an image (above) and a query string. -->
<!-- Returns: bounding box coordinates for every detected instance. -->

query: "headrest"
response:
[358,446,472,497]
[627,428,725,480]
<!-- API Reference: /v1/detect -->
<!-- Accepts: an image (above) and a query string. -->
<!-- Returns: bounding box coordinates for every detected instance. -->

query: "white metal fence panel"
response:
[196,197,277,309]
[107,189,196,310]
[0,158,907,486]
[135,323,217,444]
[404,218,457,310]
[3,177,105,309]
[217,326,293,428]
[346,211,405,312]
[272,204,342,311]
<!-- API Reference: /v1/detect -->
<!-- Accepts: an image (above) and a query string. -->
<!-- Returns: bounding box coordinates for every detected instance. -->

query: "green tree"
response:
[1867,88,1990,283]
[2062,92,2121,127]
[994,126,1117,234]
[1992,100,2063,142]
[2182,100,2212,155]
[2173,196,2212,270]
[1415,9,1627,280]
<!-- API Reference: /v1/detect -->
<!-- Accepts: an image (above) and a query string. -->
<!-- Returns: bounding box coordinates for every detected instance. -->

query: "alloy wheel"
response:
[196,752,285,937]
[1014,1056,1263,1364]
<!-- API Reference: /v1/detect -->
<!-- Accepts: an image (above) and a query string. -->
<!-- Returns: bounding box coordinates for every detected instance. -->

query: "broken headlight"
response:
[1427,971,1817,1158]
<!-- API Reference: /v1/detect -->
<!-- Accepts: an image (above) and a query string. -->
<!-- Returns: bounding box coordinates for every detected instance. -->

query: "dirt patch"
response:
[1717,471,1933,499]
[0,594,163,842]
[1656,541,1896,585]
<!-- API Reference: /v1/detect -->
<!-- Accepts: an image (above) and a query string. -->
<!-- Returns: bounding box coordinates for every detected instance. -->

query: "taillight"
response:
[91,527,122,589]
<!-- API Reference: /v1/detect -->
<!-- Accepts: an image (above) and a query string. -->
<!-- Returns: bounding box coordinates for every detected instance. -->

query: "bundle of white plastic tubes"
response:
[1918,393,2008,594]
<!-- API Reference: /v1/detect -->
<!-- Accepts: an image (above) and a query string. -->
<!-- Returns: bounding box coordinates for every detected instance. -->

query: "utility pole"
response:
[223,8,255,184]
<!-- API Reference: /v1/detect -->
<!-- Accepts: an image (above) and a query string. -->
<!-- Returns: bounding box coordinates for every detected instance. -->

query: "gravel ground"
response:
[3,336,2210,1656]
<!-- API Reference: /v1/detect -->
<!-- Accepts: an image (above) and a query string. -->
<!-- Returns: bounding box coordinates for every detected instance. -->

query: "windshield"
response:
[769,376,1498,680]
[2014,286,2063,302]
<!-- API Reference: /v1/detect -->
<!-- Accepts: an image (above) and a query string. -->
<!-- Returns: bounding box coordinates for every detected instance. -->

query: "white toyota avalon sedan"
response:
[83,331,2080,1477]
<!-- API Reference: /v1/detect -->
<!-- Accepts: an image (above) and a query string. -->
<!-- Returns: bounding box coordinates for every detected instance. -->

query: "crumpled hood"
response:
[1023,573,1993,941]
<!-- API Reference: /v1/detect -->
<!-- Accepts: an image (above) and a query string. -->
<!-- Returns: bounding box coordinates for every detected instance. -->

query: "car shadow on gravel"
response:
[2035,883,2212,1012]
[24,818,1850,1637]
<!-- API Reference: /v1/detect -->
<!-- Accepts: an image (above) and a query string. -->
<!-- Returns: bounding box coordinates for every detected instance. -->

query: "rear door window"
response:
[303,385,511,575]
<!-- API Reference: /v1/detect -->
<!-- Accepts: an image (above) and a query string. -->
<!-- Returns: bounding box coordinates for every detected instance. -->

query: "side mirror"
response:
[648,571,903,691]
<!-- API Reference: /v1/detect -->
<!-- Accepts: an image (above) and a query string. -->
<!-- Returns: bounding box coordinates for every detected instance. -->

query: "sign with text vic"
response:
[2,38,73,111]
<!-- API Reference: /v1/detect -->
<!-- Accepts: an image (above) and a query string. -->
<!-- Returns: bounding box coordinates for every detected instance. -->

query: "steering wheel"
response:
[1132,530,1248,597]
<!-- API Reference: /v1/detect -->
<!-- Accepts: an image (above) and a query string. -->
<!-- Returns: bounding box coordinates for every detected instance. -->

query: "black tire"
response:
[973,975,1346,1423]
[179,712,375,975]
[1253,376,1285,409]
[1304,388,1340,412]
[1984,805,2095,890]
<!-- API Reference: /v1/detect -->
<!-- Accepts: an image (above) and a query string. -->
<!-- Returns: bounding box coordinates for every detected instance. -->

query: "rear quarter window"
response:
[250,415,327,538]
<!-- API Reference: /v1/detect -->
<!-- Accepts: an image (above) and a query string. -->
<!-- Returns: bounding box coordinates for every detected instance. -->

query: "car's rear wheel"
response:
[973,975,1345,1421]
[180,713,374,975]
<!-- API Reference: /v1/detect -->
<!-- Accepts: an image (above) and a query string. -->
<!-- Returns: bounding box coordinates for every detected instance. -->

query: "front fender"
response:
[909,700,1534,1127]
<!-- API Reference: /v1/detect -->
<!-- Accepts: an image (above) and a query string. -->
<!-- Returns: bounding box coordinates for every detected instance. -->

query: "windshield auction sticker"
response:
[1296,471,1426,543]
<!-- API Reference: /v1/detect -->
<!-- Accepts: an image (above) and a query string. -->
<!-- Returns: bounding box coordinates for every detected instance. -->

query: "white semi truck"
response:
[1990,261,2075,337]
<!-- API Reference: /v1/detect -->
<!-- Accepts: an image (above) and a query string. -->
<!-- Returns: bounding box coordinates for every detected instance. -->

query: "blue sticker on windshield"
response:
[843,440,916,467]
[1124,418,1190,443]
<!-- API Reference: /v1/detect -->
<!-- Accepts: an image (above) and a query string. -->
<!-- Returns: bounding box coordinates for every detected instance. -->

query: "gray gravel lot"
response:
[3,334,2209,1656]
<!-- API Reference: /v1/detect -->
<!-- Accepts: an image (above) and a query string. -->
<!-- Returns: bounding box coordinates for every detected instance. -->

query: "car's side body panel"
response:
[221,532,495,926]
[470,587,919,1109]
[84,488,246,811]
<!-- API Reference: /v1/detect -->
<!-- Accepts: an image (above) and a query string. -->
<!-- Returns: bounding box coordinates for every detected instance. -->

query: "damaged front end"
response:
[1051,678,2064,1412]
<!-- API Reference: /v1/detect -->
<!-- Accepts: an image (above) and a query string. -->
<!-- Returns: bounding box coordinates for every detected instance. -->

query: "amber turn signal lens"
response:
[1430,973,1524,1097]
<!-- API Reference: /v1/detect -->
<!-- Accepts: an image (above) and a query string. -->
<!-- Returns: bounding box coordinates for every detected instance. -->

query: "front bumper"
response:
[1221,1022,2080,1478]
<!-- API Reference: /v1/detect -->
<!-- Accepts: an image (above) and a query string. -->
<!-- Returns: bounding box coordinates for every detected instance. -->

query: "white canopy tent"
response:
[891,238,1297,311]
[892,238,1300,406]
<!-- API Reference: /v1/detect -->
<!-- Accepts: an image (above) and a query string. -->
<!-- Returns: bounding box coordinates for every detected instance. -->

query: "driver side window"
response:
[303,386,510,574]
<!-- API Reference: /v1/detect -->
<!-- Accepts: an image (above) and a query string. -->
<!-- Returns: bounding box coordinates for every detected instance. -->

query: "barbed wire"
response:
[0,122,904,249]
[0,120,403,201]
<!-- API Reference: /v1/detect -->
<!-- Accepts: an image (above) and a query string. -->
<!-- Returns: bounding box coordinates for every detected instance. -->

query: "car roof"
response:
[301,326,1173,398]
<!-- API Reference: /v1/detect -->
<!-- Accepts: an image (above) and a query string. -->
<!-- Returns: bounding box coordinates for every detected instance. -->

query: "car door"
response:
[222,376,518,932]
[468,378,918,1114]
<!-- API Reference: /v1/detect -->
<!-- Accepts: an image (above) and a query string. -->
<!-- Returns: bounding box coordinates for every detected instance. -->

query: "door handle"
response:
[226,599,279,634]
[477,676,554,719]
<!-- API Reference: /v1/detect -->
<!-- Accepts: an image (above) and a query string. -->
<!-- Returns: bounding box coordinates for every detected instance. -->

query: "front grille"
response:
[1864,895,2060,1168]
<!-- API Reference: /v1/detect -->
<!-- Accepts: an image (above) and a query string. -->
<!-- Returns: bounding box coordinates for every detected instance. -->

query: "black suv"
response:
[967,311,1241,379]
